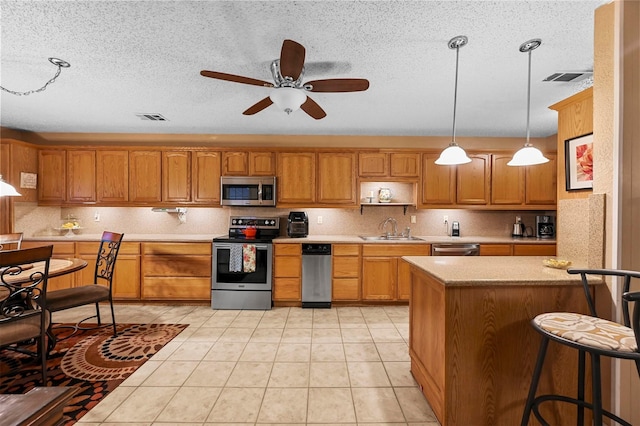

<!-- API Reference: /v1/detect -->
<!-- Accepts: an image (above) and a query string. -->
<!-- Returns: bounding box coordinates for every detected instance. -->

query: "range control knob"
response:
[237,219,243,225]
[232,219,237,225]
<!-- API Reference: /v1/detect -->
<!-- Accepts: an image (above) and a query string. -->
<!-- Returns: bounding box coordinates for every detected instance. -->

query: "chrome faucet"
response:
[381,217,398,237]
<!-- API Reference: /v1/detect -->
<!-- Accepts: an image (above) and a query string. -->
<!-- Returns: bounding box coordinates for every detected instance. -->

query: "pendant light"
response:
[435,35,472,166]
[508,39,549,166]
[0,175,21,197]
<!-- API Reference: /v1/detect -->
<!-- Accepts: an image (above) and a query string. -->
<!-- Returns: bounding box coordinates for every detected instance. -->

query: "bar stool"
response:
[521,268,640,426]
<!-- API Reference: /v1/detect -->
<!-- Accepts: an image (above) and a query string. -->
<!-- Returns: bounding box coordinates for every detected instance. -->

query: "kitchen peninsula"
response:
[402,256,602,426]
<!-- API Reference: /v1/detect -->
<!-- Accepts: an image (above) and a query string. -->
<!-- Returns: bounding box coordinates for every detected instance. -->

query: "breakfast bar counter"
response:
[402,256,603,426]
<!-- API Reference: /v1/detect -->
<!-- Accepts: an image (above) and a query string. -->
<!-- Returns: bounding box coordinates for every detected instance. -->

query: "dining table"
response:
[1,257,88,285]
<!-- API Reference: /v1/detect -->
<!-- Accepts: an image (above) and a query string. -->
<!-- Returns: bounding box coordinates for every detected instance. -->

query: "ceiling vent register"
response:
[543,72,593,82]
[136,113,168,121]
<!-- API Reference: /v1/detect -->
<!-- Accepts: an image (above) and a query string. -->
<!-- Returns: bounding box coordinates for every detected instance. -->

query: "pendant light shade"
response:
[508,39,549,167]
[436,35,472,166]
[0,175,21,197]
[269,87,307,115]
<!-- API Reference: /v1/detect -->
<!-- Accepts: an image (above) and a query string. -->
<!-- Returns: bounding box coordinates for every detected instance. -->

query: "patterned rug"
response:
[0,323,188,424]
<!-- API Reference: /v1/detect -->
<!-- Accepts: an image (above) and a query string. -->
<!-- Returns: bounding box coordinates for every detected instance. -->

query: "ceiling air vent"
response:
[136,113,168,121]
[543,71,592,82]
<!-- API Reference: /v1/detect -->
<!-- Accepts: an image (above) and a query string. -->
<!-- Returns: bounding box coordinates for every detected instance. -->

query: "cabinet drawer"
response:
[332,278,360,300]
[362,244,430,257]
[479,244,512,256]
[333,256,360,278]
[143,255,211,276]
[142,277,210,300]
[274,244,301,256]
[513,244,556,256]
[273,278,301,300]
[77,241,140,255]
[333,244,360,256]
[22,241,75,255]
[143,242,211,255]
[274,256,301,278]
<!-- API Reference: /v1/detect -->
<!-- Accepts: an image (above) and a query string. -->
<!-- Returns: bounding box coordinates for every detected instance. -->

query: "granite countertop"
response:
[24,234,556,244]
[402,256,599,287]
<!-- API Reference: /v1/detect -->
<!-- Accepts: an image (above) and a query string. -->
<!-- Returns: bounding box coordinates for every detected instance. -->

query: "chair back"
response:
[0,233,23,251]
[0,246,54,332]
[94,231,124,286]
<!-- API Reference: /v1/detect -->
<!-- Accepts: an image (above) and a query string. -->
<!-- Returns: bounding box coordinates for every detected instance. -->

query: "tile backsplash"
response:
[15,202,553,239]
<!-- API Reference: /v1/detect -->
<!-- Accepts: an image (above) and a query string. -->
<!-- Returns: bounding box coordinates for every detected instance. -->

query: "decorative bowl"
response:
[543,258,572,269]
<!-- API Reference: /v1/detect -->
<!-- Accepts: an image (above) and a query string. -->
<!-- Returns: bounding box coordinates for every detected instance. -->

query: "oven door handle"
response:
[215,242,269,250]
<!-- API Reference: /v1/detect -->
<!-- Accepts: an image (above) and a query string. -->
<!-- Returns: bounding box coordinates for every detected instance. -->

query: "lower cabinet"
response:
[513,243,556,256]
[273,244,302,301]
[21,240,76,291]
[332,244,361,301]
[76,241,141,299]
[362,244,430,301]
[141,242,211,301]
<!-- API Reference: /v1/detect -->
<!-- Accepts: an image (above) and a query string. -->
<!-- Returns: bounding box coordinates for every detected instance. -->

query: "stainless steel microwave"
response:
[220,176,276,206]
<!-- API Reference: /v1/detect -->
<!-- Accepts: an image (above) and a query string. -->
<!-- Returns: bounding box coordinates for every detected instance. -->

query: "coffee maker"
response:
[536,215,555,238]
[287,212,308,238]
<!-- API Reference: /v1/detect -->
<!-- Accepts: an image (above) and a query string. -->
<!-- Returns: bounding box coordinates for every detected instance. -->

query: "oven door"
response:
[213,242,273,291]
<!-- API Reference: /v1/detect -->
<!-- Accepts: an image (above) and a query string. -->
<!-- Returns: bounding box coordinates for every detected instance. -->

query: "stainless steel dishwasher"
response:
[431,243,480,256]
[301,243,332,308]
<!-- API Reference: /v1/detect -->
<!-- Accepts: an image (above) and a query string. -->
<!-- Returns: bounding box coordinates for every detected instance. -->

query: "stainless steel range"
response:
[212,216,280,310]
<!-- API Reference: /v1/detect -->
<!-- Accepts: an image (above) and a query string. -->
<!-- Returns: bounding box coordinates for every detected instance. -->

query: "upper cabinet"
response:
[525,154,557,205]
[359,152,420,178]
[129,151,162,203]
[456,154,490,205]
[491,154,525,205]
[277,152,316,205]
[97,150,129,203]
[38,150,66,203]
[492,153,557,207]
[192,151,221,204]
[421,153,456,205]
[222,151,275,176]
[162,151,191,202]
[317,152,356,205]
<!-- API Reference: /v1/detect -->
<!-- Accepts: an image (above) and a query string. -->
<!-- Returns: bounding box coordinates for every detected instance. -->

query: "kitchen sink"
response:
[359,235,424,241]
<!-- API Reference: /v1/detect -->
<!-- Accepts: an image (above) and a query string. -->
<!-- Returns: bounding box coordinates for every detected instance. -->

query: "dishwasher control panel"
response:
[302,244,332,255]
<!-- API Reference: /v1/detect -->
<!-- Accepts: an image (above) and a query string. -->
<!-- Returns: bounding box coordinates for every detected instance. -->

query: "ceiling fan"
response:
[200,39,370,120]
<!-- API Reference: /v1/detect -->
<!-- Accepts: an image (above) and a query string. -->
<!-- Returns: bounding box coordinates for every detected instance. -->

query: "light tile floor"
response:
[53,304,439,426]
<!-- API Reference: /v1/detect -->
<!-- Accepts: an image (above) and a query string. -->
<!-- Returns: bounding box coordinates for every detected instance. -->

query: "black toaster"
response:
[287,212,308,238]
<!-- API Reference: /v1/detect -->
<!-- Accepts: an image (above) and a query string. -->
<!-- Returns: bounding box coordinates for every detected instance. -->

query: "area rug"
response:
[0,323,188,424]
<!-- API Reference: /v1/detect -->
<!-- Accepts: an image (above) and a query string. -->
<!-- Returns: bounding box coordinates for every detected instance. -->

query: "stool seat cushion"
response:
[534,312,637,353]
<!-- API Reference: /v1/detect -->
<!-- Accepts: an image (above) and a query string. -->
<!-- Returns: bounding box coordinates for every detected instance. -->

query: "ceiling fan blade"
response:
[243,97,274,115]
[279,39,306,81]
[305,78,370,93]
[200,70,274,88]
[300,97,327,120]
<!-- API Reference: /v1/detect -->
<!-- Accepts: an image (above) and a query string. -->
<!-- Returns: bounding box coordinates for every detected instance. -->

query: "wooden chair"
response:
[47,232,123,340]
[521,268,640,426]
[0,245,54,385]
[0,232,23,251]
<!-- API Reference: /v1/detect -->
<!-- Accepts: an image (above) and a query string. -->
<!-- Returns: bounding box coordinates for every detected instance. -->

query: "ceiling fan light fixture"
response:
[269,87,307,115]
[0,175,21,197]
[508,39,549,167]
[437,35,472,166]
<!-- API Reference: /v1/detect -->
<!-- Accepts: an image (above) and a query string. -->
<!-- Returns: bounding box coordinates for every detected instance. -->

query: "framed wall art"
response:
[565,133,593,191]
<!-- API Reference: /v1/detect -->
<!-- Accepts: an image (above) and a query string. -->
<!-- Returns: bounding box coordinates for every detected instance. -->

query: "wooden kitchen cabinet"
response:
[491,154,525,205]
[273,243,302,301]
[162,151,191,202]
[526,154,557,205]
[38,150,66,203]
[67,150,96,203]
[456,154,490,205]
[479,244,513,256]
[332,244,361,301]
[97,150,129,203]
[358,152,420,178]
[21,240,75,291]
[513,243,556,256]
[141,242,211,301]
[222,151,248,175]
[76,241,141,299]
[359,152,388,177]
[421,152,456,205]
[129,151,162,203]
[390,153,420,177]
[317,152,356,205]
[192,150,221,204]
[362,244,430,301]
[249,152,275,176]
[276,152,316,205]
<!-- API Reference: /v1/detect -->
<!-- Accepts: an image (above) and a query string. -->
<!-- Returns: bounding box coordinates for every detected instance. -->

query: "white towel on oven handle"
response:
[229,244,243,273]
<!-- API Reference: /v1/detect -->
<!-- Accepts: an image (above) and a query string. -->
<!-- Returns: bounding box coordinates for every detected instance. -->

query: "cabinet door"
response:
[362,257,397,300]
[513,244,556,256]
[67,150,96,203]
[111,255,141,299]
[491,154,524,205]
[359,153,388,177]
[317,152,356,205]
[129,151,162,203]
[249,152,275,176]
[526,154,557,205]
[457,154,490,204]
[162,151,191,202]
[397,258,413,301]
[38,150,66,203]
[192,151,221,203]
[222,152,249,175]
[97,150,129,203]
[390,153,420,177]
[421,153,456,205]
[479,244,513,256]
[277,152,316,205]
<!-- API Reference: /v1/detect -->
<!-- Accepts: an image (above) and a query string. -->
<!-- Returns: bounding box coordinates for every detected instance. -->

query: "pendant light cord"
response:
[525,48,532,147]
[451,45,460,144]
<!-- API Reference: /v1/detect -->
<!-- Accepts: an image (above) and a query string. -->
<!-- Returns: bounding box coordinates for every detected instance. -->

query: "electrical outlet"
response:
[94,211,101,222]
[317,216,323,224]
[410,215,417,224]
[443,215,448,224]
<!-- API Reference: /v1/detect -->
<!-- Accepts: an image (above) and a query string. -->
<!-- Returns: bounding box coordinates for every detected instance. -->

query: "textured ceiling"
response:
[0,1,605,140]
